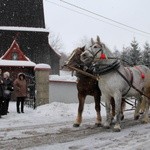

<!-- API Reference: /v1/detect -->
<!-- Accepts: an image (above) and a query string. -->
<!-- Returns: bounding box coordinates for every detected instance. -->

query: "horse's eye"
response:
[94,45,97,48]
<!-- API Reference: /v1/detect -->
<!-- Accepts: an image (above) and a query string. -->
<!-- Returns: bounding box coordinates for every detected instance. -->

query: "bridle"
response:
[87,46,103,61]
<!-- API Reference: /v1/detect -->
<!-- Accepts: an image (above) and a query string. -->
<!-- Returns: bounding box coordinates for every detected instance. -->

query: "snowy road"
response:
[1,116,150,150]
[1,102,150,150]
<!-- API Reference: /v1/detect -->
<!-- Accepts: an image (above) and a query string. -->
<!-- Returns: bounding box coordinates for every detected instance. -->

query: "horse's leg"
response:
[94,93,102,127]
[103,95,112,129]
[140,98,146,114]
[134,97,142,120]
[141,98,150,123]
[120,98,126,120]
[110,98,125,122]
[73,93,86,127]
[110,97,115,120]
[113,93,122,132]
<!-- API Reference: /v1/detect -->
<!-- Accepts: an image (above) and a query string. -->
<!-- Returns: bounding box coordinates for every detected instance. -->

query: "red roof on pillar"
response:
[1,39,29,61]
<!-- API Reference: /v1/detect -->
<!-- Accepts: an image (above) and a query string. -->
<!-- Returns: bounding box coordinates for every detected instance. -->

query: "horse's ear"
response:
[97,35,101,44]
[91,38,94,45]
[81,45,85,52]
[97,35,101,43]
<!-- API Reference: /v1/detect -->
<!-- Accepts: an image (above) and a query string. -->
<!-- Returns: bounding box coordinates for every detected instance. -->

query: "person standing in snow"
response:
[14,73,27,113]
[0,69,4,118]
[3,71,13,114]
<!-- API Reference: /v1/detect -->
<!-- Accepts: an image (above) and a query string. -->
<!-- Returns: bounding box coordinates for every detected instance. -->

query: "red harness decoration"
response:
[134,66,145,79]
[100,53,107,59]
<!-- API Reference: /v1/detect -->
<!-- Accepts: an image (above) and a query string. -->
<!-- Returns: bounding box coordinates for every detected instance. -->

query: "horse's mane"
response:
[100,42,114,57]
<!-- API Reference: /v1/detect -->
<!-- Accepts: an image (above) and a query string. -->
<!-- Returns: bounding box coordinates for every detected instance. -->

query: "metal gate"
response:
[24,74,36,109]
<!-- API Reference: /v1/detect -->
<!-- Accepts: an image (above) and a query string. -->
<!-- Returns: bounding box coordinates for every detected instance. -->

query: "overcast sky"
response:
[43,0,150,54]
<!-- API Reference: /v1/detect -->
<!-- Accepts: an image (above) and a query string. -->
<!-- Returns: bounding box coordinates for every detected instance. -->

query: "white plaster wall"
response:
[49,81,94,103]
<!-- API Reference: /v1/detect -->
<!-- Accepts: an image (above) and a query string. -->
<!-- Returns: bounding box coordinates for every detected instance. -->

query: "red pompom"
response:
[100,53,106,59]
[141,73,145,79]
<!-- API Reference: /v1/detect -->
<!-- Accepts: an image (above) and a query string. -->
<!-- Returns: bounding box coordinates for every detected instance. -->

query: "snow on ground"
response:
[2,101,150,150]
[0,101,103,129]
[1,71,150,149]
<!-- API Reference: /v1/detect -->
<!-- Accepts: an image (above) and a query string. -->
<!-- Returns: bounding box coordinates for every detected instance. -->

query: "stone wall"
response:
[35,64,50,106]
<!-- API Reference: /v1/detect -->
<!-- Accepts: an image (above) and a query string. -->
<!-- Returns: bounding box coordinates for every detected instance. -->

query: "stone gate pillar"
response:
[34,64,51,106]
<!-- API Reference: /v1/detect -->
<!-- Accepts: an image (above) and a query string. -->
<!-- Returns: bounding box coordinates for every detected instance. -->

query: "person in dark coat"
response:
[3,71,13,114]
[14,73,27,113]
[0,69,4,118]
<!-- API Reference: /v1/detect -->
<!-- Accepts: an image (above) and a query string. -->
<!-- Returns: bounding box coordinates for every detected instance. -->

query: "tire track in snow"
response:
[0,116,143,150]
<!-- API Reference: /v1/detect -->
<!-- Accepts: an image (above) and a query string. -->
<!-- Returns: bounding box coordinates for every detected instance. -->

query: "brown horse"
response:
[65,46,125,127]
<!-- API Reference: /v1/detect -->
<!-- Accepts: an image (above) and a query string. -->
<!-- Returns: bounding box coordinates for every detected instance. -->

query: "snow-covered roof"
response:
[35,63,51,69]
[0,59,36,67]
[0,26,48,32]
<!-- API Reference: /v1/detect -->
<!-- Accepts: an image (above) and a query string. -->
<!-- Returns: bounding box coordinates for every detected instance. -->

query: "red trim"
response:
[134,66,145,79]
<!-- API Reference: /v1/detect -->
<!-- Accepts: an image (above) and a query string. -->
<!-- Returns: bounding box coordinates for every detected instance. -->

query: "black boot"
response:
[17,100,20,113]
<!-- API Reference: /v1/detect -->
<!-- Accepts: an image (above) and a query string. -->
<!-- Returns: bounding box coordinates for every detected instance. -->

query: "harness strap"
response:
[116,69,150,99]
[122,68,133,97]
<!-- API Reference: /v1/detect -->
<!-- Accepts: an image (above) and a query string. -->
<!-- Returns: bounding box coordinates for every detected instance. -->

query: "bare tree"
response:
[48,31,63,53]
[48,31,68,68]
[76,36,91,48]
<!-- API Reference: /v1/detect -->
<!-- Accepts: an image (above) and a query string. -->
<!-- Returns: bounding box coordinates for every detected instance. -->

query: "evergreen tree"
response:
[128,38,142,65]
[120,46,131,66]
[142,42,150,67]
[113,46,121,58]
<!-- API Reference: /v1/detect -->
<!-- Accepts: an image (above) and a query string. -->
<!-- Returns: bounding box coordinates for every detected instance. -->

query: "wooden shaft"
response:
[66,65,99,80]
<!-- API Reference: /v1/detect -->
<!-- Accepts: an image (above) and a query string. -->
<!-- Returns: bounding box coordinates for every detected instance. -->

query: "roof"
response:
[1,39,29,61]
[0,39,36,67]
[0,59,36,67]
[0,26,48,32]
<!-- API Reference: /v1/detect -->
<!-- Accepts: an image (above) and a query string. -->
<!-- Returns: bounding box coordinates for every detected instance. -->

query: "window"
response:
[12,52,18,60]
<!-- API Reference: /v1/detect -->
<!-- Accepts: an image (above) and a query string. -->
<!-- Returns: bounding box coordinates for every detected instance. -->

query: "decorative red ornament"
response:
[100,53,106,59]
[134,66,145,79]
[141,73,145,79]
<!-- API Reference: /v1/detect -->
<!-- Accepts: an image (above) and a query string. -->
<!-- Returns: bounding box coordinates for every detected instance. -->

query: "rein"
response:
[66,65,99,80]
[91,60,120,75]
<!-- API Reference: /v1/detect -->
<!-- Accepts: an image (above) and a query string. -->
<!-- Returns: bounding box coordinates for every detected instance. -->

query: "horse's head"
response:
[81,36,114,65]
[90,35,104,53]
[64,46,85,69]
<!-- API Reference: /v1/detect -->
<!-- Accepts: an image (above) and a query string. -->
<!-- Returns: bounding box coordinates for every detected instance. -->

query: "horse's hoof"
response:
[103,125,110,129]
[113,128,121,132]
[113,124,121,132]
[95,123,103,127]
[134,115,140,120]
[103,122,111,129]
[73,123,80,127]
[141,118,149,124]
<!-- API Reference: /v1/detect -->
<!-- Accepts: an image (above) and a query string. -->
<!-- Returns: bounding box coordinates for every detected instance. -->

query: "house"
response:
[0,0,60,74]
[0,39,36,80]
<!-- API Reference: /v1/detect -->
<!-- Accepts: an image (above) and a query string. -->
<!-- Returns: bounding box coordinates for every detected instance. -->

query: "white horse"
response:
[80,36,150,132]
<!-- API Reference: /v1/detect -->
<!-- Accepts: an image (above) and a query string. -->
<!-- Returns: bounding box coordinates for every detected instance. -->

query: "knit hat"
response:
[4,71,10,77]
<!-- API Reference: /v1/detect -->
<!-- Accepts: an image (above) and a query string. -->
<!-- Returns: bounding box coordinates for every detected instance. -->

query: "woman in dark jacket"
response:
[14,73,27,113]
[3,71,13,114]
